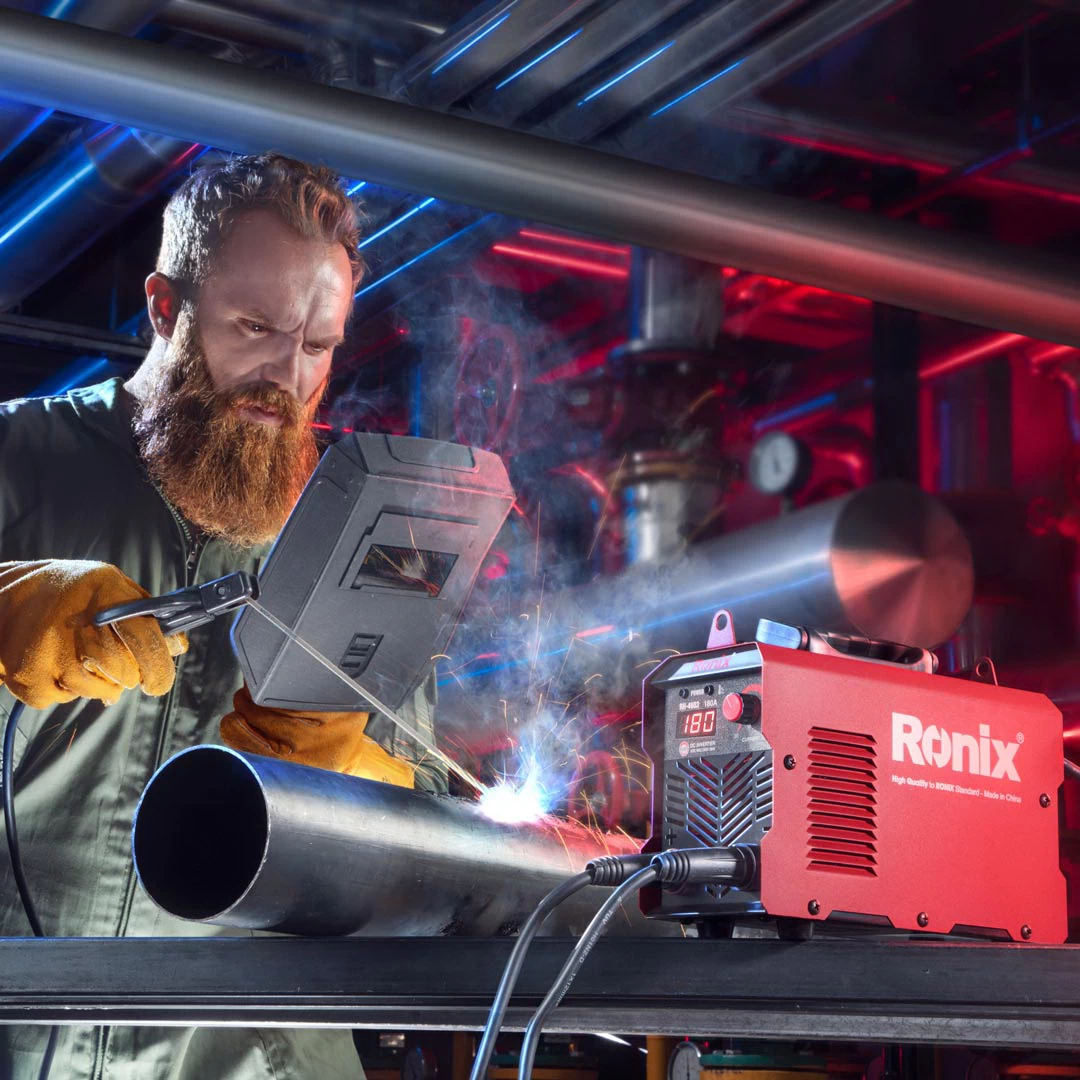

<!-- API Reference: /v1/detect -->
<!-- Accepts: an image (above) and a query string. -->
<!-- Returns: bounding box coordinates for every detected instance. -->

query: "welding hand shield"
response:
[0,559,186,708]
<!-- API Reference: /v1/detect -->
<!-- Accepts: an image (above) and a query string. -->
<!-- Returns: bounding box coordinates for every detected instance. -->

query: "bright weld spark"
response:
[478,769,551,824]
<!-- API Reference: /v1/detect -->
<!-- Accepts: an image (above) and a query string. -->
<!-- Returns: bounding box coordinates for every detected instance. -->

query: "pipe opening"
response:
[133,747,268,920]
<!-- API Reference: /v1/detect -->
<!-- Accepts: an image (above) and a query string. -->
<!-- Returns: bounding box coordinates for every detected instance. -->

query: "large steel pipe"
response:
[561,481,974,653]
[133,745,657,938]
[1,10,1080,344]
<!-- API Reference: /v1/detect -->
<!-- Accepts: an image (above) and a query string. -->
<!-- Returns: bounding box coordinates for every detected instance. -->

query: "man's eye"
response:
[241,320,267,334]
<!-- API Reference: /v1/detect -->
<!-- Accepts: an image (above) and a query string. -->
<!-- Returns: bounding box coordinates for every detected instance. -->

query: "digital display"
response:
[678,710,717,737]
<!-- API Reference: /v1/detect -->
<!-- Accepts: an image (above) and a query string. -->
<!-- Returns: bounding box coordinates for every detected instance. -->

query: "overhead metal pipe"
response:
[2,9,1080,344]
[132,745,658,938]
[0,125,201,310]
[0,0,167,164]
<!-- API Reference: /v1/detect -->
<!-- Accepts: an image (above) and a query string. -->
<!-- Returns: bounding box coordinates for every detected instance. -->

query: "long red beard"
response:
[132,319,324,548]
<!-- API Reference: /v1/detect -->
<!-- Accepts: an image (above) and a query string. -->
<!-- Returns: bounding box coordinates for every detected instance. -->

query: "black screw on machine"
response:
[783,755,796,770]
[1021,925,1033,940]
[1040,793,1051,808]
[917,912,929,927]
[807,899,820,915]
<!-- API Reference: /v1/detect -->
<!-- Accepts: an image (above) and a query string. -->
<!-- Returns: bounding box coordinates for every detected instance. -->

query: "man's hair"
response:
[157,151,364,291]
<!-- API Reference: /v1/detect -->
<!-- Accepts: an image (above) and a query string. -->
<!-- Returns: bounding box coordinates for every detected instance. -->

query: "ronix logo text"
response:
[891,712,1020,782]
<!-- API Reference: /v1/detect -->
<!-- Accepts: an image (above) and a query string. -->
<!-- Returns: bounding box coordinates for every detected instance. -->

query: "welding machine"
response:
[641,612,1068,942]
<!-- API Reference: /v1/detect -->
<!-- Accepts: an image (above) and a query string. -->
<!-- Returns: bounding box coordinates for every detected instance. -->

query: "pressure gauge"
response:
[748,430,811,497]
[668,1041,702,1080]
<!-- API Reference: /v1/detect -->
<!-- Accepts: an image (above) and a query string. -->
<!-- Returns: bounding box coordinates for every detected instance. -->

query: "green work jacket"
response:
[0,378,433,1078]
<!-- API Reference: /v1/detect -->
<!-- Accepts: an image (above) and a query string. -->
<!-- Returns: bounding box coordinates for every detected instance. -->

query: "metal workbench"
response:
[0,936,1078,1049]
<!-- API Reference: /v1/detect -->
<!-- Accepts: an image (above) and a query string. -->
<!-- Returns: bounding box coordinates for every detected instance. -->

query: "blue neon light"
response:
[346,180,367,196]
[432,12,512,76]
[0,159,97,249]
[651,58,745,117]
[495,28,582,90]
[32,356,112,398]
[0,108,53,167]
[359,197,436,249]
[356,217,493,299]
[578,40,675,106]
[43,0,77,17]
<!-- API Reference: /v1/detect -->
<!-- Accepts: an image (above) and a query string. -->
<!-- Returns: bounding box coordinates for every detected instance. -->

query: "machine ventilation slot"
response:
[674,758,719,846]
[665,770,688,835]
[806,726,878,877]
[673,752,773,856]
[720,753,773,846]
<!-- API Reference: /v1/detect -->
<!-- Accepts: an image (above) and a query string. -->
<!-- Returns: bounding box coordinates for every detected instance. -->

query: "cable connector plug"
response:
[586,853,653,887]
[651,845,758,890]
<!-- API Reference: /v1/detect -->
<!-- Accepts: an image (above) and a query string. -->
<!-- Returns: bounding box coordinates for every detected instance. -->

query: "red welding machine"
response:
[641,612,1068,943]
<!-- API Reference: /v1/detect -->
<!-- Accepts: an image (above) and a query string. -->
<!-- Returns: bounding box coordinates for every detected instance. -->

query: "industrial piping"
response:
[132,745,660,938]
[1,9,1080,344]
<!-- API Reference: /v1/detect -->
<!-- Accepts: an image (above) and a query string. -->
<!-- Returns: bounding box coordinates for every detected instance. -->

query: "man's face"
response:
[196,208,353,415]
[133,210,354,548]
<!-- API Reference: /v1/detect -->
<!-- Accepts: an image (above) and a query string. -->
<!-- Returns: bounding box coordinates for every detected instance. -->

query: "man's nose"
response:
[257,336,303,397]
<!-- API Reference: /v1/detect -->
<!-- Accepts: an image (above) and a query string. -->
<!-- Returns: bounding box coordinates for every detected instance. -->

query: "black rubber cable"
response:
[517,865,659,1080]
[3,699,58,1080]
[468,871,591,1080]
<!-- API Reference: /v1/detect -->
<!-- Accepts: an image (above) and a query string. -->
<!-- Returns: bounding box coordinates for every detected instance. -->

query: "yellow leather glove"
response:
[0,560,187,709]
[220,684,416,788]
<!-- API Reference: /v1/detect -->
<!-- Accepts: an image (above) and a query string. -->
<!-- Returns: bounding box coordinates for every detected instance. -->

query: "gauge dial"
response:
[748,430,811,497]
[668,1041,702,1080]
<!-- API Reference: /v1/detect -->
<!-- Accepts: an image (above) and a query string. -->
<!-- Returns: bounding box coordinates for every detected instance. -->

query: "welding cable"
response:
[470,854,652,1080]
[1065,758,1080,783]
[517,864,659,1080]
[3,699,58,1079]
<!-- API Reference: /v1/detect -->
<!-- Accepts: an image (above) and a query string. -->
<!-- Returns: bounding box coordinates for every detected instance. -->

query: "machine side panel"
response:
[758,643,1067,943]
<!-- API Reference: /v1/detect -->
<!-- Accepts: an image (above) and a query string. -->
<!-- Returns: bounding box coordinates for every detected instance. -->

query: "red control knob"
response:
[722,693,744,722]
[722,692,760,723]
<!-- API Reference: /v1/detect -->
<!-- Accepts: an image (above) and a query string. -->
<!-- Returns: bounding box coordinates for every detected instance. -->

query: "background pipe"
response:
[132,745,661,938]
[1,10,1080,343]
[555,480,974,656]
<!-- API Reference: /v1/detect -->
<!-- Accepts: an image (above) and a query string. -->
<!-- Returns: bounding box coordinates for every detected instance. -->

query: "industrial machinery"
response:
[642,613,1069,943]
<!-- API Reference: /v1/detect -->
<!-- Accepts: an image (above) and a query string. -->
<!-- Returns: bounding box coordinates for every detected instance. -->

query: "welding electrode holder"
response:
[92,571,259,637]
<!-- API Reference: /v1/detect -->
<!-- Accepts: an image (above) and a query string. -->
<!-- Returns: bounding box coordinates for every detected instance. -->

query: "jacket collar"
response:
[65,377,141,460]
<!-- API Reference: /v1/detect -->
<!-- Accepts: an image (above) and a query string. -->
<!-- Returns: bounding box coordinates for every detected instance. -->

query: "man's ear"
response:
[145,273,182,341]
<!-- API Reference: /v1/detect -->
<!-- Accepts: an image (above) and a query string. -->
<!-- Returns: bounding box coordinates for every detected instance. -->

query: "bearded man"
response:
[0,153,433,1078]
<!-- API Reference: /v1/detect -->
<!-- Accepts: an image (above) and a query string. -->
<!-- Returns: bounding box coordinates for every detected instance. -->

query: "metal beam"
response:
[473,0,699,125]
[546,0,810,143]
[394,0,604,111]
[638,0,908,133]
[0,313,145,360]
[1,9,1080,344]
[1,936,1080,1048]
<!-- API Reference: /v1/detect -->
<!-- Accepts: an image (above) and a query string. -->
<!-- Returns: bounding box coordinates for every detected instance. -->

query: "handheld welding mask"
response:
[231,433,513,714]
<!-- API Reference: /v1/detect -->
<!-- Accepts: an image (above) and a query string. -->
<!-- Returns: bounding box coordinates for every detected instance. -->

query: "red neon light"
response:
[311,422,355,432]
[919,332,1027,381]
[518,228,630,258]
[491,243,630,280]
[534,339,621,384]
[575,624,615,639]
